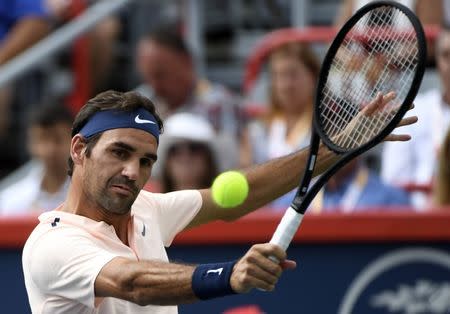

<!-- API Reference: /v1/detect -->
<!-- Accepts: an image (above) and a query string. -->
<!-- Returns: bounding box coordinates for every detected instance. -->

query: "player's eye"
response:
[140,158,153,168]
[112,149,128,160]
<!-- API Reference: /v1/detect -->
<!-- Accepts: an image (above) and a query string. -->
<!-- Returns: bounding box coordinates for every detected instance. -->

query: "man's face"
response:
[437,31,450,91]
[137,40,193,109]
[81,128,158,215]
[28,122,72,172]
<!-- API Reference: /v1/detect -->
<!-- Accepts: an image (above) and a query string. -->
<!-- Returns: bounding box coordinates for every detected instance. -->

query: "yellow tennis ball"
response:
[211,171,249,208]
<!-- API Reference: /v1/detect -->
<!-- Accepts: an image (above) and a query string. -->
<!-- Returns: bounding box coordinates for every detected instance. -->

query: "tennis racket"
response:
[270,1,426,251]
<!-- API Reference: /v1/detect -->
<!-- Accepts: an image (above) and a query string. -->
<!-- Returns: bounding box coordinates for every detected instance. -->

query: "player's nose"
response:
[121,159,140,181]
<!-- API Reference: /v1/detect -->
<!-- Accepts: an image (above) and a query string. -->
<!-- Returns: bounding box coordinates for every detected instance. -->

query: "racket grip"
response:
[270,207,304,252]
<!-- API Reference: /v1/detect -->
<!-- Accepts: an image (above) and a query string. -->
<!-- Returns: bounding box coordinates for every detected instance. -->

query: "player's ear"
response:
[71,134,87,165]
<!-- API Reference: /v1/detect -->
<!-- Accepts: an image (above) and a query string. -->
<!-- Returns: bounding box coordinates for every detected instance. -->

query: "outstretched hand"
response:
[333,91,417,148]
[364,92,417,142]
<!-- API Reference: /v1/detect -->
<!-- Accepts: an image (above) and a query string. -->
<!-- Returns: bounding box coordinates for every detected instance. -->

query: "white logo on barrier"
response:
[338,248,450,314]
[206,268,223,276]
[371,279,450,313]
[135,115,156,124]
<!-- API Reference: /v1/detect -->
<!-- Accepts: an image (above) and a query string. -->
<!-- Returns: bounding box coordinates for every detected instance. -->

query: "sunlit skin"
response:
[136,39,195,111]
[63,128,158,244]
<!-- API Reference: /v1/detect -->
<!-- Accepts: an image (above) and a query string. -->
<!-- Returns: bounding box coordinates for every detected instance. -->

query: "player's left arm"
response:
[187,146,324,229]
[187,96,417,229]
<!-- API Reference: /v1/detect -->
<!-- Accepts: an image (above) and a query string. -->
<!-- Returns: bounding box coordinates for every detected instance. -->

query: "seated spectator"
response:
[335,0,442,62]
[433,127,450,206]
[135,24,241,170]
[240,41,319,167]
[309,159,411,213]
[0,102,73,215]
[0,0,52,131]
[335,0,441,26]
[381,25,450,208]
[240,41,319,208]
[0,0,51,65]
[149,113,220,193]
[0,0,53,177]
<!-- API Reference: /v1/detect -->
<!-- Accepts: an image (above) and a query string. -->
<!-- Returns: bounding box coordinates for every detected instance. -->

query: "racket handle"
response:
[270,207,304,252]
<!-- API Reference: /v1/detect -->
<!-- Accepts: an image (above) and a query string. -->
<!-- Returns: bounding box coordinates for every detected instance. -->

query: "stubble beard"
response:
[98,188,136,215]
[84,176,139,215]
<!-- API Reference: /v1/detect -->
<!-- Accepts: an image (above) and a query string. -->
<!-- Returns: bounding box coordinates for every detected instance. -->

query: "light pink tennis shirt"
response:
[22,189,202,314]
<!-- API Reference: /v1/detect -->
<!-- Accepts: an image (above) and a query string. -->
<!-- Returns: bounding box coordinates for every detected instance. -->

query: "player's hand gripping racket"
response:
[270,1,426,252]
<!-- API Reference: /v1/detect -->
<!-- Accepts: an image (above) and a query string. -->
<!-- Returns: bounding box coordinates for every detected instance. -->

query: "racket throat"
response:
[291,152,317,215]
[292,196,308,214]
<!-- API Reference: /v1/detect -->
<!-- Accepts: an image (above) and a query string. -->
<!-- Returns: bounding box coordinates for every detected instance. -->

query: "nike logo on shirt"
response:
[135,115,156,124]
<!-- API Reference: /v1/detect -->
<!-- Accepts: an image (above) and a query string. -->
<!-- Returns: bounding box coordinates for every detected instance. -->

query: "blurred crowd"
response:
[0,0,449,216]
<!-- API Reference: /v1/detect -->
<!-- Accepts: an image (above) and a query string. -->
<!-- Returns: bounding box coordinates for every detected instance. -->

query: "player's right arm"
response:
[94,257,196,305]
[95,243,294,305]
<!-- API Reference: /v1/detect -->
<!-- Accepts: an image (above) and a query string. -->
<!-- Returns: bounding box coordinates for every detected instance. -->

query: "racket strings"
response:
[319,6,418,150]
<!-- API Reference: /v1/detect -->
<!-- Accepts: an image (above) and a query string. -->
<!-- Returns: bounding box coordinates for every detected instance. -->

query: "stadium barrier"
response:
[2,210,449,313]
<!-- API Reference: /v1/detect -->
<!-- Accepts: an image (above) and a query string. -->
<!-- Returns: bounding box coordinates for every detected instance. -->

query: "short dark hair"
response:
[144,24,191,57]
[28,102,74,128]
[68,90,164,176]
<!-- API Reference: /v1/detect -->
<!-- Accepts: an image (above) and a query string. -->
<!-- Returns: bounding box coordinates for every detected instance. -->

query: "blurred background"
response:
[0,0,445,211]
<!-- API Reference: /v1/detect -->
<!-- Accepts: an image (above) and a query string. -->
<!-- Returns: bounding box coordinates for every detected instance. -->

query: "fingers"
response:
[382,92,397,107]
[363,92,383,115]
[230,243,294,293]
[255,243,287,261]
[280,259,297,270]
[396,115,418,128]
[384,134,411,142]
[384,112,418,142]
[364,91,396,115]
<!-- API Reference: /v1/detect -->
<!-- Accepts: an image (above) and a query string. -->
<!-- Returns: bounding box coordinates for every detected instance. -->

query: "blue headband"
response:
[79,108,160,143]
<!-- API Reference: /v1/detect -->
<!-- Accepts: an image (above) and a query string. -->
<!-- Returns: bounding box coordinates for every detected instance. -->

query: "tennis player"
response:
[22,90,415,313]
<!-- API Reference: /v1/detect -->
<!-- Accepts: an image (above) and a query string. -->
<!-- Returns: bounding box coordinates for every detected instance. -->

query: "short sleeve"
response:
[137,190,202,246]
[27,228,117,309]
[13,0,49,19]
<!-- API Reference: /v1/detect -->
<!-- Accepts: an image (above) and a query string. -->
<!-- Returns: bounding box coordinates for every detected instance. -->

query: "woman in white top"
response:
[240,42,320,209]
[240,41,320,167]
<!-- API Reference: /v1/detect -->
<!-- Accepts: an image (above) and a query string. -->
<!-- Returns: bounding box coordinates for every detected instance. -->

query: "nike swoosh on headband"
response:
[135,115,156,124]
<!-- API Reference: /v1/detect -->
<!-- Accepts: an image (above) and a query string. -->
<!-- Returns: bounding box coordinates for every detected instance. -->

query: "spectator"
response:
[0,0,51,65]
[335,0,442,64]
[381,26,450,208]
[135,24,241,170]
[240,41,319,166]
[46,0,122,95]
[150,113,220,193]
[240,42,320,208]
[0,0,53,177]
[335,0,441,28]
[0,102,73,215]
[309,159,411,213]
[433,126,450,206]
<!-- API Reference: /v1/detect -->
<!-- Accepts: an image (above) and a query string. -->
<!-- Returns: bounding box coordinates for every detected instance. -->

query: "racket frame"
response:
[290,0,427,215]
